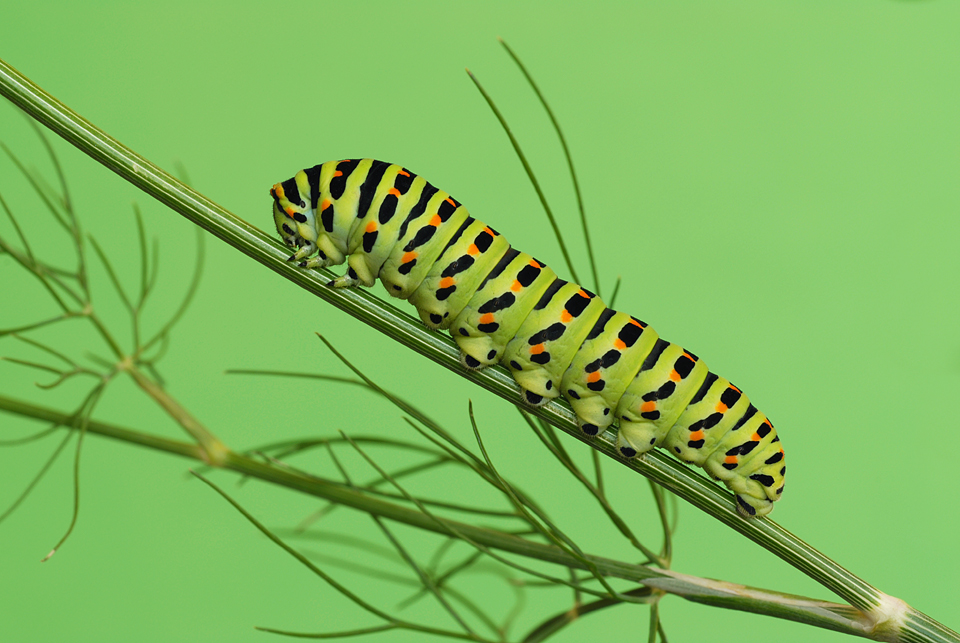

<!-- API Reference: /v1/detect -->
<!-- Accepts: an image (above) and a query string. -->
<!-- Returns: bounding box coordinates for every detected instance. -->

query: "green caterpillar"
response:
[271,159,785,517]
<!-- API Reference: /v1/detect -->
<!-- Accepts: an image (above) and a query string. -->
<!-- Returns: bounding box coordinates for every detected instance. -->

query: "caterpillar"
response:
[271,159,785,517]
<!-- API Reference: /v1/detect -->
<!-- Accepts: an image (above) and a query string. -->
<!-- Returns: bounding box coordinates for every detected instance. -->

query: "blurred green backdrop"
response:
[1,1,959,641]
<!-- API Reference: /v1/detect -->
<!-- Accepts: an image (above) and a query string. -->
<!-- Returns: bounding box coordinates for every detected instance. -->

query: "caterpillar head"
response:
[270,180,311,249]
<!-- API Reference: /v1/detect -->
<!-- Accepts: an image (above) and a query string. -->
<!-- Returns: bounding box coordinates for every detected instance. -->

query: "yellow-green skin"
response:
[408,218,511,330]
[563,311,661,434]
[272,159,786,518]
[452,251,558,368]
[503,281,606,402]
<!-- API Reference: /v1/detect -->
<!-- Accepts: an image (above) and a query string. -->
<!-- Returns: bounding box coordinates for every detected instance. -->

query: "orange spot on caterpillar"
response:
[284,207,296,219]
[275,185,286,198]
[270,187,276,197]
[578,289,590,298]
[479,313,495,324]
[716,402,728,413]
[640,401,657,413]
[725,455,739,465]
[388,188,402,197]
[402,251,418,263]
[529,344,545,355]
[629,319,643,327]
[440,277,455,288]
[560,310,573,323]
[467,244,479,255]
[730,384,742,393]
[483,226,494,235]
[669,370,681,382]
[430,214,442,226]
[751,433,761,441]
[587,372,602,383]
[365,221,378,233]
[689,430,704,441]
[613,339,626,350]
[528,259,540,267]
[510,280,522,292]
[320,199,331,210]
[445,197,456,207]
[683,351,695,360]
[334,170,343,177]
[398,169,410,177]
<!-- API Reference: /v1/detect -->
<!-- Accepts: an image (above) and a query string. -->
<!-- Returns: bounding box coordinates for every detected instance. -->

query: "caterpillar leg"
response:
[567,399,613,437]
[327,255,380,289]
[297,249,331,269]
[458,346,501,370]
[520,388,550,407]
[326,265,363,289]
[735,493,774,518]
[577,415,609,437]
[457,343,502,370]
[287,241,319,263]
[615,418,660,459]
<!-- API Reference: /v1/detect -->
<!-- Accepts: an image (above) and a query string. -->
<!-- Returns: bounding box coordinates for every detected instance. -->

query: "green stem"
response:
[0,392,941,641]
[497,38,600,296]
[1,57,957,643]
[122,364,228,465]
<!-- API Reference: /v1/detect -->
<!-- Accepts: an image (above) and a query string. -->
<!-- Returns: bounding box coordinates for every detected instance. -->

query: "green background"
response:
[2,1,959,641]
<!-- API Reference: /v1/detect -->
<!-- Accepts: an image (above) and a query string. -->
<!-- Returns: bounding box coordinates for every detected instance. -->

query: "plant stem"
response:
[122,363,228,465]
[1,392,950,642]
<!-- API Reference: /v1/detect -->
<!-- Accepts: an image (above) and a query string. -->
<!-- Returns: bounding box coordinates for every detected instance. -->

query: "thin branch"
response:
[521,586,655,643]
[0,208,74,310]
[1,356,63,376]
[26,116,73,215]
[226,369,371,391]
[0,139,71,234]
[88,234,134,311]
[0,421,62,446]
[649,481,673,564]
[468,403,646,604]
[140,226,204,354]
[0,313,79,337]
[254,624,398,639]
[499,37,600,296]
[521,408,663,566]
[0,422,73,526]
[466,69,580,285]
[607,276,623,310]
[13,331,79,367]
[192,470,489,642]
[133,203,150,308]
[42,381,107,561]
[0,187,35,259]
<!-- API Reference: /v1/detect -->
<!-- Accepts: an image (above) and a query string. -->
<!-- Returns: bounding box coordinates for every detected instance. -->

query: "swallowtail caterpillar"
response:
[271,159,785,517]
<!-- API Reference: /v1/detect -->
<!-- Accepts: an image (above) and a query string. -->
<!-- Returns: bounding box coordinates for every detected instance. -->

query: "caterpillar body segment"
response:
[452,251,558,370]
[271,159,786,518]
[561,311,660,437]
[504,281,606,405]
[408,218,511,331]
